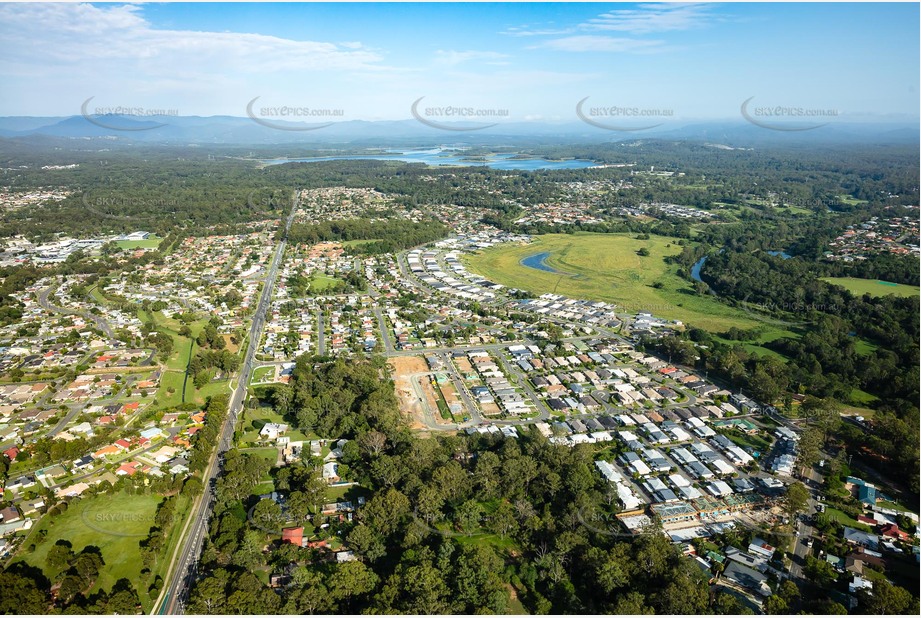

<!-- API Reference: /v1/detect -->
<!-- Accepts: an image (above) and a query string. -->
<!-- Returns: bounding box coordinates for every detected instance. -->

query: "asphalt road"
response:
[316,310,326,356]
[789,463,824,580]
[155,196,297,615]
[373,307,394,354]
[37,282,117,341]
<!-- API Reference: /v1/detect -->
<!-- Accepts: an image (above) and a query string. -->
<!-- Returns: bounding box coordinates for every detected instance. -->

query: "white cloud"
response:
[585,3,717,34]
[506,4,715,54]
[0,3,404,115]
[0,3,386,78]
[433,50,510,67]
[537,36,668,54]
[502,25,574,38]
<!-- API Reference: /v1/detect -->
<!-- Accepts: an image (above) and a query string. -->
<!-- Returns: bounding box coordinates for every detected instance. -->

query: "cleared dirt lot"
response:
[389,356,429,429]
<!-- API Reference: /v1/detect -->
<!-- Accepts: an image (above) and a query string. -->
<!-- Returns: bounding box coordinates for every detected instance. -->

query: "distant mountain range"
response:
[0,114,917,147]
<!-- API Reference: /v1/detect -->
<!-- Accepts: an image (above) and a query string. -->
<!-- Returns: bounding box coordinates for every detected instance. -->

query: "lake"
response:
[521,252,560,273]
[260,149,597,171]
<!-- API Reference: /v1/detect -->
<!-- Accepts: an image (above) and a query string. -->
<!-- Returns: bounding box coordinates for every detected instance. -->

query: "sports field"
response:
[822,277,919,298]
[116,235,162,250]
[464,233,794,334]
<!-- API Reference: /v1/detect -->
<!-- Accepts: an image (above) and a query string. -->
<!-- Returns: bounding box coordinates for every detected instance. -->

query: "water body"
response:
[520,252,560,273]
[690,256,707,282]
[261,149,597,171]
[767,250,793,259]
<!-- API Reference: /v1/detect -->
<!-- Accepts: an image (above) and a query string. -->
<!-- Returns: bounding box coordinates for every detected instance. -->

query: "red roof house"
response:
[281,527,304,546]
[879,524,911,542]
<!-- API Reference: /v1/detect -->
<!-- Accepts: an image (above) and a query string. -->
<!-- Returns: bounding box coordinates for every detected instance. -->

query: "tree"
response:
[803,554,838,588]
[861,579,917,615]
[0,570,49,614]
[432,461,470,504]
[285,569,329,614]
[610,590,652,614]
[231,529,266,569]
[46,541,74,570]
[454,500,483,533]
[650,565,709,614]
[105,579,140,614]
[347,525,386,562]
[397,561,450,614]
[713,591,754,614]
[415,484,444,523]
[544,323,564,344]
[358,430,387,457]
[797,425,823,474]
[327,561,378,609]
[588,543,633,594]
[71,549,104,585]
[360,487,410,537]
[453,545,507,613]
[251,499,282,532]
[783,481,810,519]
[762,594,789,615]
[488,500,519,537]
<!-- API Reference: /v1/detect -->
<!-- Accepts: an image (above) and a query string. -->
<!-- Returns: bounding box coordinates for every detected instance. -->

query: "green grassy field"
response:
[465,233,797,334]
[17,493,161,604]
[116,236,162,250]
[836,195,868,206]
[251,365,275,383]
[308,274,343,292]
[822,277,919,298]
[241,446,280,464]
[849,388,879,405]
[340,238,383,247]
[150,311,230,410]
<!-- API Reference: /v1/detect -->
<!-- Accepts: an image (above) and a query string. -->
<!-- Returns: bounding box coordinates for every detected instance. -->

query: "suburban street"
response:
[789,463,824,580]
[37,282,117,341]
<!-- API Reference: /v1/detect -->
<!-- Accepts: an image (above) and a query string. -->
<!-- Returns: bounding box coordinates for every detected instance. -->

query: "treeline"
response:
[494,216,697,240]
[532,140,920,210]
[189,349,240,388]
[188,394,231,472]
[287,219,447,254]
[699,250,918,405]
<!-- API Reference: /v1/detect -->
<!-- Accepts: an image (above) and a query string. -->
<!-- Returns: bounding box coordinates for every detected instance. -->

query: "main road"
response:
[154,191,298,615]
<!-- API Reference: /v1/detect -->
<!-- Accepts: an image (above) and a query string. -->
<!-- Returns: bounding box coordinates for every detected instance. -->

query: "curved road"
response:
[37,283,117,341]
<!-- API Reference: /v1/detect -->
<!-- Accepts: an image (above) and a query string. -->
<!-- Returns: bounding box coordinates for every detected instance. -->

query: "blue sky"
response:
[0,2,917,123]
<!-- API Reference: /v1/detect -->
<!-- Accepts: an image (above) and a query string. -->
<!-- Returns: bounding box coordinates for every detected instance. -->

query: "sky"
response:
[0,2,918,123]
